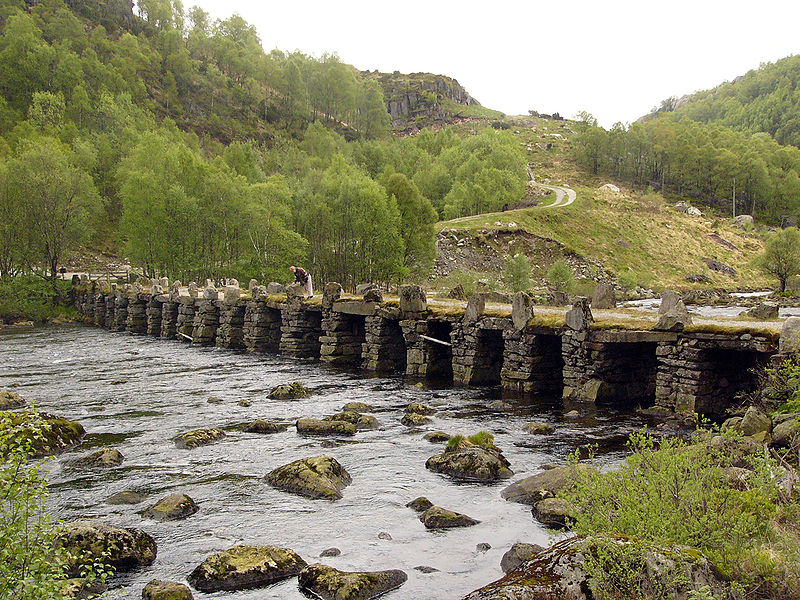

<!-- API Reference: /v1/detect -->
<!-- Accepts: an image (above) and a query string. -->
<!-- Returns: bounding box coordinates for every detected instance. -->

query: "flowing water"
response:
[0,324,659,599]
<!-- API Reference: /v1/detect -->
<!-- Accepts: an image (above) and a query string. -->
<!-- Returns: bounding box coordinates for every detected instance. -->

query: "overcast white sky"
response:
[187,0,800,128]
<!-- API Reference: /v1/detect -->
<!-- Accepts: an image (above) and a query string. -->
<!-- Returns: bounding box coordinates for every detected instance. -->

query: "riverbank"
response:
[0,276,77,325]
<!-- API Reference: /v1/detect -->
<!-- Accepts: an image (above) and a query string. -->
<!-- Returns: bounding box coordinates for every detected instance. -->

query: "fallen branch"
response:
[420,334,451,347]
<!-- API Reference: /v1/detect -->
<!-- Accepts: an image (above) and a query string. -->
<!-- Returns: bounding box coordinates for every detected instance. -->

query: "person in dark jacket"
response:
[290,266,313,297]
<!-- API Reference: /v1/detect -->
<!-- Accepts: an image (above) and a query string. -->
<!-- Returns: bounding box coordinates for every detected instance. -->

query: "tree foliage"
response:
[757,227,800,292]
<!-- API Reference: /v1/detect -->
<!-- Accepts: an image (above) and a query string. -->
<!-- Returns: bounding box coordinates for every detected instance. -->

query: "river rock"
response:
[173,428,225,449]
[522,421,555,435]
[243,419,288,434]
[268,381,310,399]
[320,547,341,557]
[298,564,408,600]
[419,506,479,529]
[188,545,307,593]
[405,402,435,415]
[511,292,535,330]
[424,431,450,442]
[106,490,146,505]
[266,455,352,500]
[532,498,573,528]
[400,285,427,314]
[2,411,85,457]
[343,402,373,412]
[591,283,615,309]
[324,411,379,430]
[746,302,779,320]
[426,445,513,482]
[401,412,431,426]
[500,542,545,574]
[296,418,356,436]
[739,406,772,436]
[780,317,800,353]
[84,447,124,466]
[60,520,157,577]
[463,535,726,600]
[501,464,593,505]
[143,493,198,521]
[406,497,434,512]
[565,297,593,331]
[0,389,25,409]
[142,580,193,600]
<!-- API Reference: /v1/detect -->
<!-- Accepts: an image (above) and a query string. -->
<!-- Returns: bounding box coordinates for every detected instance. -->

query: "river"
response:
[0,324,658,599]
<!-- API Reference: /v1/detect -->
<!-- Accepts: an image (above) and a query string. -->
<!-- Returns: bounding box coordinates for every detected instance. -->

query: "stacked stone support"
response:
[401,318,453,379]
[362,308,406,372]
[216,301,246,349]
[452,318,509,385]
[112,295,129,331]
[501,328,564,393]
[176,298,197,340]
[160,300,178,339]
[126,295,148,334]
[279,304,322,359]
[320,308,367,366]
[103,293,116,328]
[243,301,282,352]
[146,296,163,336]
[192,300,219,346]
[93,295,106,326]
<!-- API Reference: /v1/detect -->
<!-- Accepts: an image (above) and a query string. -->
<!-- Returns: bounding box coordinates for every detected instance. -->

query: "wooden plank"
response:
[420,334,451,347]
[177,332,193,342]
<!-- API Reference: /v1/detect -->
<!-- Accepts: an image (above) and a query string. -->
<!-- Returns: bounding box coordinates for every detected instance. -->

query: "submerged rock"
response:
[268,382,310,400]
[406,497,434,512]
[298,564,408,600]
[405,402,435,415]
[0,389,25,409]
[423,431,450,442]
[266,455,352,500]
[143,493,198,521]
[173,428,225,449]
[106,490,146,505]
[500,542,545,574]
[419,506,480,529]
[84,447,124,467]
[188,545,307,593]
[501,464,593,505]
[522,422,555,435]
[243,419,288,434]
[343,402,373,413]
[296,418,356,436]
[142,580,193,600]
[426,446,513,482]
[1,411,85,457]
[320,547,341,557]
[60,520,157,577]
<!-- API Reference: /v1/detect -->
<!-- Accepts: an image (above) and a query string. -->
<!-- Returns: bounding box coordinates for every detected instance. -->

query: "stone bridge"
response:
[72,281,782,418]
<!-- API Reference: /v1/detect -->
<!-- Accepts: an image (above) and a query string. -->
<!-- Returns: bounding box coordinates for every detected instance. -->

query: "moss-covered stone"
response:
[0,389,25,409]
[501,464,595,505]
[342,402,373,412]
[532,498,573,528]
[500,542,545,574]
[323,411,379,430]
[268,381,310,400]
[266,455,352,500]
[59,520,157,577]
[242,419,287,434]
[522,422,555,435]
[296,418,356,436]
[106,490,146,505]
[173,428,225,449]
[419,506,479,529]
[84,447,124,466]
[423,431,450,442]
[188,544,307,592]
[401,412,431,427]
[142,580,193,600]
[406,497,434,512]
[143,493,198,521]
[0,411,85,457]
[426,446,513,482]
[405,402,435,415]
[298,564,408,600]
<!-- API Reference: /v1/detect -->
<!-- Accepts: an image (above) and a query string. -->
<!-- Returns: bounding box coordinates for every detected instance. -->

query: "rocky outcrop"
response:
[188,545,307,593]
[426,445,512,482]
[266,455,352,500]
[0,389,25,409]
[268,381,310,399]
[419,505,479,529]
[323,411,379,430]
[60,520,157,577]
[143,493,198,521]
[173,428,225,449]
[501,464,593,505]
[142,580,193,600]
[500,542,544,574]
[298,564,408,600]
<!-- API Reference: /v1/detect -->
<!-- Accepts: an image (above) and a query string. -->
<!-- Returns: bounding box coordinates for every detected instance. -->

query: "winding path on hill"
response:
[531,182,576,208]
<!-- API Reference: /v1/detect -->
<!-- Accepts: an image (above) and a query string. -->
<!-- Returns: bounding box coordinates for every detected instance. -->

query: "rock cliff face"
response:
[363,71,481,130]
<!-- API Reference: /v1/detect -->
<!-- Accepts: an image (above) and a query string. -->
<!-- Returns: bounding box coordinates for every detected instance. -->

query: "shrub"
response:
[546,259,574,293]
[759,351,800,414]
[504,254,532,292]
[0,276,74,323]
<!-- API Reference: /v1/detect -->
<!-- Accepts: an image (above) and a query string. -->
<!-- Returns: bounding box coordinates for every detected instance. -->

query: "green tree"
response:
[546,258,574,293]
[504,253,532,292]
[758,227,800,292]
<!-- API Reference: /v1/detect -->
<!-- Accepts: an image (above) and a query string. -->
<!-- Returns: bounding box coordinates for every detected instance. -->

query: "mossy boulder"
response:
[772,415,799,447]
[266,455,352,500]
[143,493,198,521]
[532,498,574,528]
[419,506,479,529]
[522,422,555,435]
[401,413,431,426]
[500,542,545,574]
[84,447,124,466]
[142,580,193,600]
[0,389,25,409]
[188,545,307,593]
[406,497,434,512]
[243,419,287,434]
[60,520,157,577]
[173,428,225,449]
[423,431,450,442]
[296,418,356,436]
[739,406,772,436]
[106,490,146,505]
[426,446,512,482]
[704,434,760,468]
[324,411,379,430]
[501,464,594,505]
[0,411,85,457]
[343,402,373,412]
[62,577,107,599]
[298,564,408,600]
[268,382,310,400]
[405,402,435,415]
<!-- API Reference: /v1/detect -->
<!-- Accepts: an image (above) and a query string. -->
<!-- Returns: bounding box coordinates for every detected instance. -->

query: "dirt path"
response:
[532,182,576,208]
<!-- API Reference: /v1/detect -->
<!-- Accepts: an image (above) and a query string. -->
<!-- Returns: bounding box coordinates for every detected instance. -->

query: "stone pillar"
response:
[160,300,179,339]
[451,322,477,384]
[113,294,129,331]
[192,300,219,346]
[400,318,429,377]
[452,318,508,385]
[501,328,564,393]
[401,318,453,379]
[279,304,322,359]
[216,300,246,349]
[104,293,116,328]
[362,307,406,372]
[243,300,282,353]
[126,295,148,334]
[83,292,95,324]
[146,296,163,336]
[93,294,106,326]
[320,309,366,367]
[176,298,197,340]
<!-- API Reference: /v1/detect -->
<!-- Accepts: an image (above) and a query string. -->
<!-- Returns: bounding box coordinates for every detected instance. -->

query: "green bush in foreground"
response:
[559,429,797,599]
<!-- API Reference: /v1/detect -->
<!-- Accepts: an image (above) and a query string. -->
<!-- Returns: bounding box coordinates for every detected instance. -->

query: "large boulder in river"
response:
[266,455,352,500]
[462,535,726,600]
[500,542,545,574]
[143,493,198,521]
[419,505,480,529]
[173,428,225,449]
[60,520,157,577]
[532,497,574,528]
[426,445,512,482]
[298,564,408,600]
[324,411,379,430]
[0,389,25,409]
[501,464,594,505]
[268,381,310,399]
[296,418,356,436]
[188,545,307,593]
[142,580,193,600]
[243,419,288,434]
[1,411,85,457]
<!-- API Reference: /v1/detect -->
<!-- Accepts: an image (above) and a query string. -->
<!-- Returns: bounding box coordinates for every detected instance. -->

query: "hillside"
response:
[651,55,800,147]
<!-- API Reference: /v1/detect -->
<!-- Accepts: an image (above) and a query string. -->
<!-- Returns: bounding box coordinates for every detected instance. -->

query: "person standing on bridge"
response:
[290,265,313,298]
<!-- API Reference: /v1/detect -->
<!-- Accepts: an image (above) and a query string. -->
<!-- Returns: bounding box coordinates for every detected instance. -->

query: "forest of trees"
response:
[0,0,526,288]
